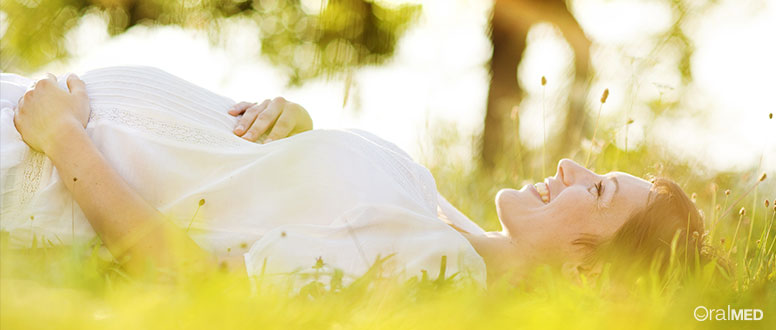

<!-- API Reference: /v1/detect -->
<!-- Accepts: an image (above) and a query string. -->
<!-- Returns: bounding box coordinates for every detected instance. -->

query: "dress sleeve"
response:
[243,203,487,291]
[436,193,487,236]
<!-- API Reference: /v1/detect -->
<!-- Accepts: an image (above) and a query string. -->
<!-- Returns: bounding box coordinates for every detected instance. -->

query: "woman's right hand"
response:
[14,73,91,154]
[228,97,313,143]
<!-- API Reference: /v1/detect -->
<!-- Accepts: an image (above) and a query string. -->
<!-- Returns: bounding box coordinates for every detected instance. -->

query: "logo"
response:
[694,305,764,321]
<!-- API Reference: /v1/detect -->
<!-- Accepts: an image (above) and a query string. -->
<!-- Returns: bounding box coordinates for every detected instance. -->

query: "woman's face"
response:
[495,159,652,269]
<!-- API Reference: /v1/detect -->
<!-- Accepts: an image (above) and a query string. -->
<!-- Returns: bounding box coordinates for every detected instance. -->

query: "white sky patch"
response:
[300,0,327,15]
[572,0,673,44]
[666,0,776,173]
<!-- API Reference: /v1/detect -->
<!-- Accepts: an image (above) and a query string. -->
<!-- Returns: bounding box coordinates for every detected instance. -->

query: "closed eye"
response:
[594,180,604,198]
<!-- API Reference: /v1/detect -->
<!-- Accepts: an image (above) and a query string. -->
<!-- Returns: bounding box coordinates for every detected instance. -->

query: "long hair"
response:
[575,178,732,281]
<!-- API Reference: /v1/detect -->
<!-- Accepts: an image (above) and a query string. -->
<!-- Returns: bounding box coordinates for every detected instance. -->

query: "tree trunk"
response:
[482,2,529,170]
[482,0,591,171]
[553,4,592,157]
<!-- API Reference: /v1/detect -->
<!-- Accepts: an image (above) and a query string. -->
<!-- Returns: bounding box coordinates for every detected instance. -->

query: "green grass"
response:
[2,120,774,330]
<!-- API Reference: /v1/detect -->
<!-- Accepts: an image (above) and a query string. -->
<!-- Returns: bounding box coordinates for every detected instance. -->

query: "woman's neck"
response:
[461,231,531,283]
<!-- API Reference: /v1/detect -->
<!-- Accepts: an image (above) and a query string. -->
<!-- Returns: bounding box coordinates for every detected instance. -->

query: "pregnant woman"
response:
[1,66,709,287]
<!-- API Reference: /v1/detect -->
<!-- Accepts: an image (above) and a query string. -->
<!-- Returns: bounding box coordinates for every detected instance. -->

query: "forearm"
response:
[47,124,214,277]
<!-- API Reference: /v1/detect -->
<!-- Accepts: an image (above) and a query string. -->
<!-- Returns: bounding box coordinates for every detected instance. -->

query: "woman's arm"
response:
[15,74,219,279]
[49,124,215,277]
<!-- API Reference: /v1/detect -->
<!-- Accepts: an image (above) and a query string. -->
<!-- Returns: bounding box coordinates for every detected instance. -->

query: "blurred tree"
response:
[1,0,710,175]
[482,0,591,171]
[0,0,420,84]
[481,0,711,173]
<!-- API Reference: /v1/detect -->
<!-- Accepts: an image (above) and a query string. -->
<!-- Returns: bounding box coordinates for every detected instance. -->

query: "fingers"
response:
[265,104,297,143]
[231,97,306,143]
[21,88,34,102]
[32,73,56,89]
[242,97,285,141]
[17,91,27,111]
[228,101,256,116]
[233,99,269,136]
[66,74,87,97]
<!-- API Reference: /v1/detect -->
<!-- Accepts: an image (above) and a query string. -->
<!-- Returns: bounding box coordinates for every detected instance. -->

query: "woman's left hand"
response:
[14,73,91,154]
[228,97,313,143]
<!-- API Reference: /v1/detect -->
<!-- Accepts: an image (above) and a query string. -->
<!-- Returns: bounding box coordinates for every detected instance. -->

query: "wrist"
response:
[45,121,88,159]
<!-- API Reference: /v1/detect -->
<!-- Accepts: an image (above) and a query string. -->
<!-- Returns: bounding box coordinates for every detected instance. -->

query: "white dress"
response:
[0,66,487,287]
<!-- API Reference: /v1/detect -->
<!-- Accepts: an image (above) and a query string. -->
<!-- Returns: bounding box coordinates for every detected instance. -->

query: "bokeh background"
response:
[2,0,774,176]
[2,0,775,231]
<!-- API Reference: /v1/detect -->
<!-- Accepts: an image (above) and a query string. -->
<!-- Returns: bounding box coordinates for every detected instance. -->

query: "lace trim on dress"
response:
[89,106,244,148]
[20,150,46,208]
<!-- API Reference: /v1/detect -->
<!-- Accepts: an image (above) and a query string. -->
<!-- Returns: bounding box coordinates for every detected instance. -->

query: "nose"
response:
[556,158,598,186]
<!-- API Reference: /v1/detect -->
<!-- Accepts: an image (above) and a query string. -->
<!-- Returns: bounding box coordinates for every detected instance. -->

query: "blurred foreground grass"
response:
[1,121,775,329]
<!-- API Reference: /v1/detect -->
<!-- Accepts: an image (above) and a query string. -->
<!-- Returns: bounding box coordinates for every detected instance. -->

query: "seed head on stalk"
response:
[585,88,609,167]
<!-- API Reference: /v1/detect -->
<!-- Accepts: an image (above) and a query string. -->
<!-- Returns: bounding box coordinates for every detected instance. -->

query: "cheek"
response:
[540,192,604,242]
[551,190,597,222]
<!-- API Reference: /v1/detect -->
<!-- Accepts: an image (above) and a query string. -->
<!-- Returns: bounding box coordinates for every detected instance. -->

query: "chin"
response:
[495,188,518,205]
[495,188,520,219]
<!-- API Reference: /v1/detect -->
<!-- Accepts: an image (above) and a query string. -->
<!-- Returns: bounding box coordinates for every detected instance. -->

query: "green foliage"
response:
[0,0,87,72]
[0,0,421,82]
[254,0,420,84]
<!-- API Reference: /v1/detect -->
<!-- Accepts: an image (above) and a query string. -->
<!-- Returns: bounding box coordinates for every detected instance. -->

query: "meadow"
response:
[1,110,774,330]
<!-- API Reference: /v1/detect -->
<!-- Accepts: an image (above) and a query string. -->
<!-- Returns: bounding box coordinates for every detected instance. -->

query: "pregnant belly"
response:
[82,66,238,134]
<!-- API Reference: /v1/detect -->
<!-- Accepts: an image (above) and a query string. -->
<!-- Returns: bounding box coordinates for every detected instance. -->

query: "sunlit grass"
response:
[2,114,775,329]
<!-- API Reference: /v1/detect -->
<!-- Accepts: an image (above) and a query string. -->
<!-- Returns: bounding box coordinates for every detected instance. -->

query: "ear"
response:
[561,261,582,279]
[561,261,602,284]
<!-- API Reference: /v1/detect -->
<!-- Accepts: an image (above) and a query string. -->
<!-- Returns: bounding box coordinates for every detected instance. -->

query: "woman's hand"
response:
[14,73,91,154]
[228,97,313,143]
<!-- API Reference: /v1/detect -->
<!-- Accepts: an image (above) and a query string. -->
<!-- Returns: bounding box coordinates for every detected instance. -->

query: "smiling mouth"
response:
[534,182,550,203]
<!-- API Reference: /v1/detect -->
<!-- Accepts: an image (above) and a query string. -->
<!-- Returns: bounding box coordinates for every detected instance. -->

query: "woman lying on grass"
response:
[0,66,726,287]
